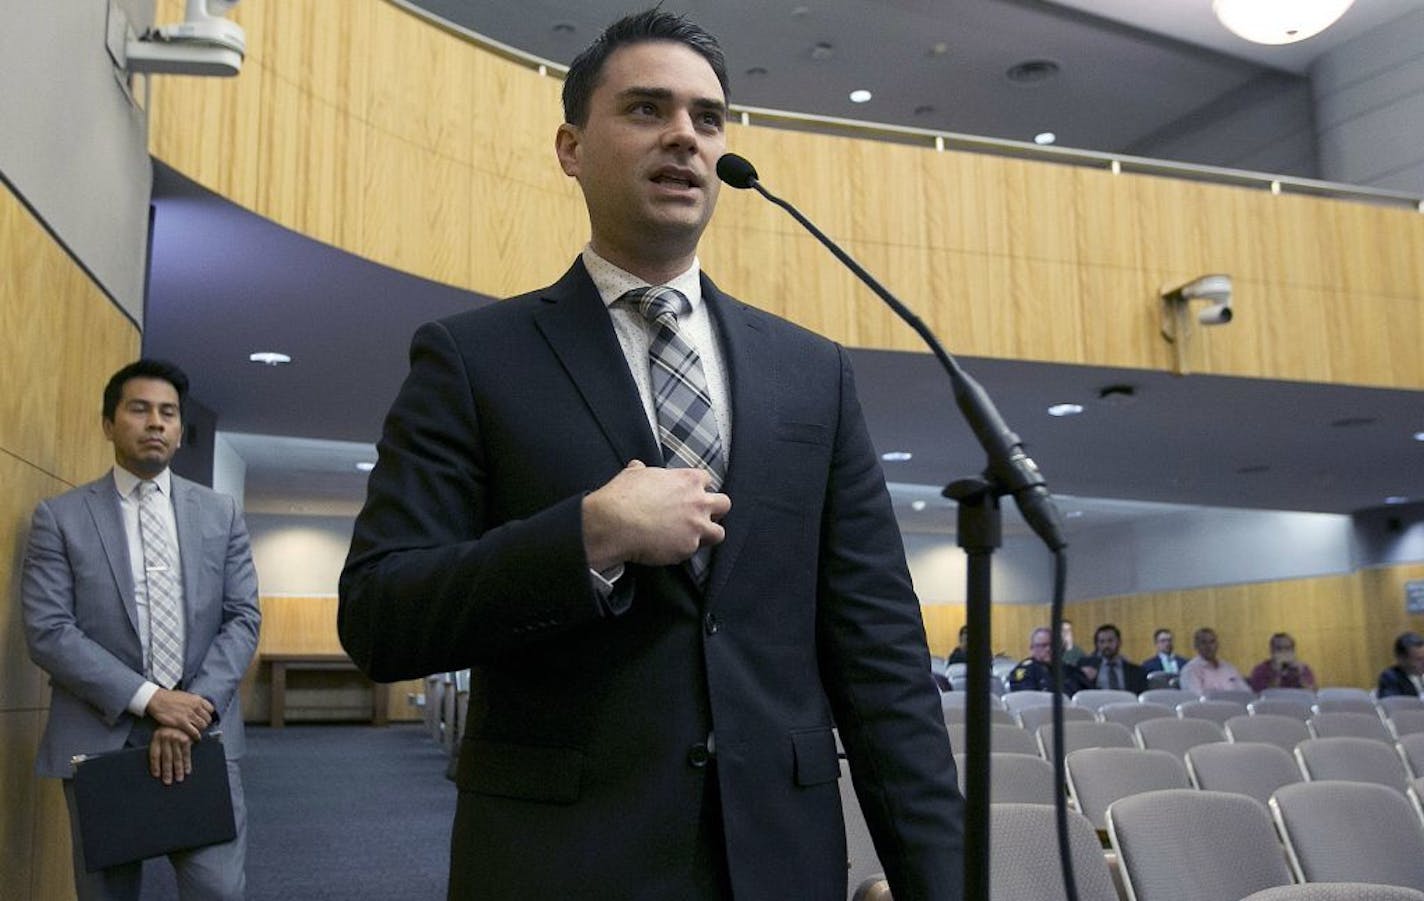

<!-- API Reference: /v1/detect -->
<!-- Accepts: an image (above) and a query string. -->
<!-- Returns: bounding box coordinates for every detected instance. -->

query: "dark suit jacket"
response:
[339,260,963,900]
[1378,665,1422,698]
[22,472,261,778]
[1077,656,1149,695]
[1141,654,1189,675]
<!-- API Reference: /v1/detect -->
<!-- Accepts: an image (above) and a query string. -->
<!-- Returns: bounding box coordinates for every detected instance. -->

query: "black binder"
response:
[71,736,236,871]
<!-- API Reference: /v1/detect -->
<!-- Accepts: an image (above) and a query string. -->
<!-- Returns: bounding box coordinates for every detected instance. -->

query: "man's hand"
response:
[1078,664,1098,684]
[582,460,731,572]
[149,725,194,785]
[145,688,215,740]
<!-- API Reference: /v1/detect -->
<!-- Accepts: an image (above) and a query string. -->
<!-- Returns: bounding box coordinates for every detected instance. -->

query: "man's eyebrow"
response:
[618,86,727,114]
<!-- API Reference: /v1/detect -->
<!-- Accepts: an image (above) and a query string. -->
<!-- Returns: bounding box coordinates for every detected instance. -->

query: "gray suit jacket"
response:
[22,471,261,778]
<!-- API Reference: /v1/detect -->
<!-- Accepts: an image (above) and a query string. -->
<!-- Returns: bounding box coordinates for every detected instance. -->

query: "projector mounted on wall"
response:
[126,0,245,77]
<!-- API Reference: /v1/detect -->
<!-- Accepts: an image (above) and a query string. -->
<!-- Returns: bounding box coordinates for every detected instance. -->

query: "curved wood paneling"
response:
[149,0,1424,389]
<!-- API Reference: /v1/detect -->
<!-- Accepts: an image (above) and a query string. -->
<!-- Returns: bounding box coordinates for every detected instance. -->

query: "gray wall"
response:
[0,0,155,320]
[1313,8,1424,193]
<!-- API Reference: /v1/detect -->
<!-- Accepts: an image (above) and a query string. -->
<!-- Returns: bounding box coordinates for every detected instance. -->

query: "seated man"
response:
[1247,632,1317,692]
[1378,631,1424,698]
[1178,627,1250,696]
[1077,624,1148,694]
[1141,628,1188,677]
[1008,627,1086,694]
[946,625,969,666]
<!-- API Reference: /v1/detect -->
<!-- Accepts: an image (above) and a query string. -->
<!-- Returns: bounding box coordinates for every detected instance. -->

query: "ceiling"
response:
[143,1,1424,526]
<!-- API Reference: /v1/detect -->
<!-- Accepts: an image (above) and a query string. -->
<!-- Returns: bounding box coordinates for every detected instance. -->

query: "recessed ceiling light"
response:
[1006,59,1059,84]
[1097,384,1138,405]
[881,451,913,462]
[1385,496,1410,505]
[810,42,834,61]
[551,21,576,34]
[910,500,927,512]
[1330,416,1376,428]
[1213,0,1355,45]
[248,352,291,366]
[1414,431,1424,442]
[928,42,949,57]
[913,104,936,116]
[849,89,872,103]
[1034,132,1056,145]
[745,66,768,77]
[356,462,375,472]
[1047,403,1083,417]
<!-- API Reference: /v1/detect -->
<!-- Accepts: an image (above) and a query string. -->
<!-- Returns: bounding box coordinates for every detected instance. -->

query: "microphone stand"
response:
[718,155,1070,901]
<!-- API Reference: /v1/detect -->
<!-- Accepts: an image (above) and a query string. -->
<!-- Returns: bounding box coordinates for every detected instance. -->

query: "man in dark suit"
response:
[338,9,962,900]
[1141,627,1189,677]
[22,359,261,900]
[1077,624,1149,695]
[1378,631,1424,698]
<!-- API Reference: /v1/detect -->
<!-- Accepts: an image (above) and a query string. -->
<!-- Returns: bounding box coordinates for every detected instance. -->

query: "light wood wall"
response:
[241,595,422,723]
[1,183,141,901]
[921,562,1424,690]
[149,0,1424,391]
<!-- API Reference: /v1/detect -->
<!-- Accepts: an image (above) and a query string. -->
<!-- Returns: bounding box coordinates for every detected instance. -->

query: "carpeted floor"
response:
[142,723,456,900]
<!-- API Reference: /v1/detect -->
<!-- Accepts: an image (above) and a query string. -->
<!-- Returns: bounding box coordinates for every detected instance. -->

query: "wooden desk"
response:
[264,653,388,728]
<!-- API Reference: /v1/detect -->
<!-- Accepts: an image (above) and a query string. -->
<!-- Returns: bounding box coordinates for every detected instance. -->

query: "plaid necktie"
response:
[138,480,184,689]
[624,286,726,584]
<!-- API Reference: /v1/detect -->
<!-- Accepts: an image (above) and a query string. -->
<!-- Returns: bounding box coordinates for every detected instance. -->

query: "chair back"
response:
[1379,695,1424,716]
[1099,702,1174,732]
[1315,687,1374,704]
[1295,736,1411,792]
[1308,711,1393,744]
[1240,885,1424,900]
[1177,699,1247,727]
[1185,741,1302,806]
[940,690,968,710]
[990,655,1020,681]
[1135,717,1226,761]
[1037,720,1136,759]
[1017,704,1095,733]
[1313,697,1381,716]
[946,722,1040,757]
[1225,714,1311,754]
[1398,732,1424,778]
[1001,690,1058,714]
[943,707,1015,726]
[1139,687,1195,707]
[1144,670,1179,690]
[1072,688,1139,712]
[954,752,1059,805]
[1271,780,1424,888]
[1108,789,1293,900]
[1248,698,1314,721]
[1389,711,1424,738]
[989,803,1119,901]
[945,661,968,687]
[1260,687,1316,704]
[1064,747,1188,829]
[839,758,883,896]
[1204,688,1258,706]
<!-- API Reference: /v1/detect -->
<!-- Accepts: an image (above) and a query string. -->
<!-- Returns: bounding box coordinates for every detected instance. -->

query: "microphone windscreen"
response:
[716,153,759,189]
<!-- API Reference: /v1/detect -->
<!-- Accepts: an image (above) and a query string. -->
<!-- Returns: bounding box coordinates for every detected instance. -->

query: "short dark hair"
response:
[103,359,189,421]
[1153,628,1172,642]
[1396,632,1424,659]
[562,8,729,126]
[958,625,969,639]
[1095,624,1121,642]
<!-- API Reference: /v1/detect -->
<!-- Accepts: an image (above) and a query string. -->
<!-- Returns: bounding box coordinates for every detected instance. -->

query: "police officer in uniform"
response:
[1008,626,1086,694]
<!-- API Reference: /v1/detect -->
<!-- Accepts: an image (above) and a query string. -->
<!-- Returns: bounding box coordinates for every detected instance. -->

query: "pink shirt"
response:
[1179,656,1249,695]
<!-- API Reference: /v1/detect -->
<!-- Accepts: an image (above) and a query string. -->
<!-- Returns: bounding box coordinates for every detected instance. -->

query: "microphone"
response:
[716,152,1067,551]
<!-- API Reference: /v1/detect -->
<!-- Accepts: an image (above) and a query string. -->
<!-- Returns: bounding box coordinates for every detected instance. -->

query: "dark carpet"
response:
[143,723,455,900]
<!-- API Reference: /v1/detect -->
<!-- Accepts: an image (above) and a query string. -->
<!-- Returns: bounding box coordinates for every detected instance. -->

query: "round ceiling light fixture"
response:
[248,351,291,366]
[1212,0,1355,45]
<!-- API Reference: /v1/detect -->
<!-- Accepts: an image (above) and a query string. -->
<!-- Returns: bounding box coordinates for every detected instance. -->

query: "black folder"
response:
[71,736,236,871]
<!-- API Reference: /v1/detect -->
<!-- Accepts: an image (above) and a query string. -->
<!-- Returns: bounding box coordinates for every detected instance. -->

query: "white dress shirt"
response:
[113,466,185,715]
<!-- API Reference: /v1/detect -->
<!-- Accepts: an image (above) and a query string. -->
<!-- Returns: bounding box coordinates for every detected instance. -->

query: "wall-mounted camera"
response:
[1160,273,1234,375]
[125,0,245,78]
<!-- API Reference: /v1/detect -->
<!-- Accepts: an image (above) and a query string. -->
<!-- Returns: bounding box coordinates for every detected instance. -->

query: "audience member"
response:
[1009,627,1085,694]
[946,625,969,666]
[1178,627,1250,695]
[1378,631,1424,698]
[1078,624,1149,694]
[1141,627,1188,676]
[1060,619,1084,666]
[1247,632,1317,692]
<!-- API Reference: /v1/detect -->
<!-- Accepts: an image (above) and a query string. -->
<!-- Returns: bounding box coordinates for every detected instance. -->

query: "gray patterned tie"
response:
[624,286,726,585]
[138,481,184,689]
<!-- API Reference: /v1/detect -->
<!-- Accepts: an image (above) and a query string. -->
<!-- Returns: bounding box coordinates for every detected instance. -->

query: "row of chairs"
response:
[421,670,470,775]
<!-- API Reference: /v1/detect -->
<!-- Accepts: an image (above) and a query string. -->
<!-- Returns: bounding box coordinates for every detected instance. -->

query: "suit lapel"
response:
[84,476,142,636]
[171,475,202,674]
[701,277,775,602]
[533,260,661,466]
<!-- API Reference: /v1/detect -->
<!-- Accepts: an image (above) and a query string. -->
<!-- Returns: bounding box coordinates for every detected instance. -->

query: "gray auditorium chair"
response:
[1139,687,1195,708]
[1380,695,1424,717]
[1204,688,1258,706]
[1295,736,1411,792]
[1241,886,1424,901]
[1390,710,1424,739]
[1108,789,1293,901]
[1037,720,1136,759]
[991,655,1020,682]
[947,722,1040,757]
[1399,732,1424,778]
[1260,687,1317,704]
[1065,747,1189,830]
[1099,701,1174,732]
[1072,688,1139,712]
[1248,698,1315,721]
[1001,690,1059,715]
[1225,713,1311,754]
[1185,741,1302,806]
[1271,780,1424,888]
[1177,699,1247,726]
[1313,697,1383,716]
[840,758,884,898]
[1316,686,1375,704]
[944,661,967,688]
[954,752,1059,805]
[1016,703,1095,734]
[1308,711,1394,744]
[989,803,1119,901]
[1135,716,1225,762]
[940,689,968,710]
[1144,670,1178,690]
[1410,776,1424,827]
[942,706,1014,726]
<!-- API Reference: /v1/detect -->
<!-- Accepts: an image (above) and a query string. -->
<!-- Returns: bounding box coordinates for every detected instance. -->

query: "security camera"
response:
[1196,301,1233,325]
[126,0,245,77]
[1161,274,1233,327]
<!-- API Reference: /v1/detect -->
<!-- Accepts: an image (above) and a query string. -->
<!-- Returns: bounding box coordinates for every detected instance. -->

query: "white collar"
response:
[113,466,173,500]
[582,245,703,311]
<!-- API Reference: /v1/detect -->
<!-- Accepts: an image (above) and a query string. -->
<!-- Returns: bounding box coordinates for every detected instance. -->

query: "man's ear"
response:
[555,123,581,177]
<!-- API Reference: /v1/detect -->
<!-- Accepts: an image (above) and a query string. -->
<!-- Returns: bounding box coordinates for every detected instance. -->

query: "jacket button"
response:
[704,613,720,636]
[687,743,711,768]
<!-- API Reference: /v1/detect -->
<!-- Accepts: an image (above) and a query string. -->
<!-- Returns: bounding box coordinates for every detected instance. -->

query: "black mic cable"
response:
[717,151,1078,901]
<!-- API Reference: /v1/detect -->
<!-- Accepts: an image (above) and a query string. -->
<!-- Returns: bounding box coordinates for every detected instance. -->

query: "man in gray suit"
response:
[22,359,261,900]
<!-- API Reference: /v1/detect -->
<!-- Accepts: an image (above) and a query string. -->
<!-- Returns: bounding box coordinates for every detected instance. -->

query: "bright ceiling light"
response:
[881,451,913,462]
[1034,132,1056,145]
[849,89,872,103]
[356,461,375,472]
[1212,0,1355,46]
[248,351,291,366]
[1414,431,1424,442]
[1047,403,1083,417]
[910,500,927,512]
